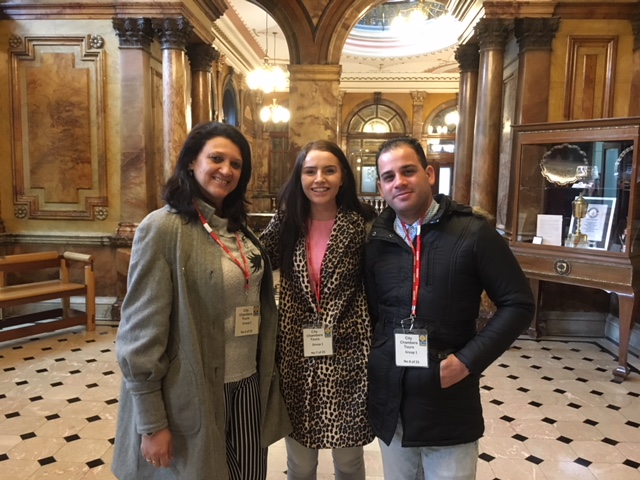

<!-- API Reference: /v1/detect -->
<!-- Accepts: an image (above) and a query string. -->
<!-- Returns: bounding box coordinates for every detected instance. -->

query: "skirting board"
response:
[605,313,640,358]
[0,296,118,326]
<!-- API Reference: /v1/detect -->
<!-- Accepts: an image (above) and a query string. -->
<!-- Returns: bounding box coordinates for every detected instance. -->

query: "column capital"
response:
[152,17,193,51]
[514,17,560,52]
[476,18,511,50]
[455,43,480,72]
[112,17,153,50]
[187,43,219,71]
[410,91,426,105]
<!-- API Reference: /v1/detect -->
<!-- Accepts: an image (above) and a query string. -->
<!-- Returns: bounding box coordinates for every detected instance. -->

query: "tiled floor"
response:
[1,326,639,479]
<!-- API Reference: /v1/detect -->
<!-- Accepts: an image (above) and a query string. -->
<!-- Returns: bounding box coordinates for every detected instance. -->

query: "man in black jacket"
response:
[364,137,534,479]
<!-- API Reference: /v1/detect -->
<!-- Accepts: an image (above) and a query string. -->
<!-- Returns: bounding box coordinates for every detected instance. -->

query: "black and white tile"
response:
[0,327,639,479]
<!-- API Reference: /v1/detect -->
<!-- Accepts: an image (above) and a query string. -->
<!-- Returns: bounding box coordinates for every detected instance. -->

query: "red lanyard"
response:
[194,202,250,292]
[401,218,424,319]
[306,237,324,314]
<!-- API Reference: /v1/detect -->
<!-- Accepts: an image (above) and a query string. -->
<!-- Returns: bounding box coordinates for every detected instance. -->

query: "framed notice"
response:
[536,214,563,246]
[568,196,616,250]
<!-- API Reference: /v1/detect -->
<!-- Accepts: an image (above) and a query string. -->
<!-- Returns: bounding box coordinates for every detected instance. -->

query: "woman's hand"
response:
[141,428,173,468]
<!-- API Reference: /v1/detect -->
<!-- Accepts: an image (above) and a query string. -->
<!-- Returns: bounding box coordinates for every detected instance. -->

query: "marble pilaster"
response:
[514,18,559,124]
[337,90,346,142]
[287,64,341,154]
[110,17,155,321]
[236,72,246,131]
[214,54,226,122]
[153,17,193,181]
[250,89,270,197]
[470,18,510,220]
[410,91,426,139]
[453,43,479,205]
[630,15,640,116]
[187,43,218,126]
[112,17,155,243]
[496,18,560,236]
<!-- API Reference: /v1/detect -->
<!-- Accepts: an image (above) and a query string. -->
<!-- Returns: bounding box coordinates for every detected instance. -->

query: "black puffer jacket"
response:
[364,195,534,447]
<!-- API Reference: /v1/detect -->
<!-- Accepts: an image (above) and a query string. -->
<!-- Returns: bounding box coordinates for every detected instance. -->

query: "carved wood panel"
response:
[10,35,108,220]
[564,36,617,121]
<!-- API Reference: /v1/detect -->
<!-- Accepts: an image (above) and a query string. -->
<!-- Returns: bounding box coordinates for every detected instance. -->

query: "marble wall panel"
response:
[10,35,108,220]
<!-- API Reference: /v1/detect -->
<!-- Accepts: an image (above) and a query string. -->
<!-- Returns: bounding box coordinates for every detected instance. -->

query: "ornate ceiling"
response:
[213,0,467,93]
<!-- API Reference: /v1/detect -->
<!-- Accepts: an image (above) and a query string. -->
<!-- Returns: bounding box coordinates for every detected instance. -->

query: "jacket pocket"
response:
[162,354,202,435]
[367,333,398,418]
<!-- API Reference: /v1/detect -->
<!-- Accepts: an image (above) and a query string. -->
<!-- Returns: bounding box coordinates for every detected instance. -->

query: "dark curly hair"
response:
[162,122,252,231]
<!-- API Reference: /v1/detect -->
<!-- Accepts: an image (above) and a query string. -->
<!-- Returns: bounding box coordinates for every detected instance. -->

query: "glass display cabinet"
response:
[510,117,640,382]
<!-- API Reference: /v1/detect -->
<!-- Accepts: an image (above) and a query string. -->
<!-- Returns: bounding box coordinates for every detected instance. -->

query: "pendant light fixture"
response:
[247,14,288,94]
[259,32,290,123]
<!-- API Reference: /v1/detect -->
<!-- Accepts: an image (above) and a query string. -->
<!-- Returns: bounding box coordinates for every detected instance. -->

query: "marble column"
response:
[112,17,155,242]
[410,91,426,139]
[288,64,341,154]
[630,15,640,116]
[470,18,510,220]
[187,43,218,126]
[514,18,559,124]
[453,43,479,205]
[153,17,193,181]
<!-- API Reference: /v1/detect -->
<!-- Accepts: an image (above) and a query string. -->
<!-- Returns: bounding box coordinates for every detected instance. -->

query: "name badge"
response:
[303,324,333,357]
[394,328,429,367]
[235,306,259,336]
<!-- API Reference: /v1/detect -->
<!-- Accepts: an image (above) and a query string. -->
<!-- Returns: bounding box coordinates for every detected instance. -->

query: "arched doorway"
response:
[345,101,408,198]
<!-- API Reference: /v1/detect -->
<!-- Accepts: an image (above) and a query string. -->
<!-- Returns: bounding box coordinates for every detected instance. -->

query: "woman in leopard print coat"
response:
[260,140,375,480]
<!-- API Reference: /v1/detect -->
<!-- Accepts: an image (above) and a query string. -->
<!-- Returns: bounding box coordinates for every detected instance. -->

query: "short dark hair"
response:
[375,136,428,176]
[163,122,252,231]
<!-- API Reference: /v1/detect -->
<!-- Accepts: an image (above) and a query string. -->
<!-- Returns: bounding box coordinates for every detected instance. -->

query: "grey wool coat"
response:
[112,199,291,480]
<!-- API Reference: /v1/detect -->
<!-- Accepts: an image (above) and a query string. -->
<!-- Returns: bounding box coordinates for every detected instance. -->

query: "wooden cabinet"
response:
[509,117,640,382]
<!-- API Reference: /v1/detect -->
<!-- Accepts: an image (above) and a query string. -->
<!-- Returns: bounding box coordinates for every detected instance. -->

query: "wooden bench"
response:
[0,251,96,342]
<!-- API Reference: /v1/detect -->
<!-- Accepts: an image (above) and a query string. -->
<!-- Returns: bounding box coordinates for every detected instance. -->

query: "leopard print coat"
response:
[260,209,374,449]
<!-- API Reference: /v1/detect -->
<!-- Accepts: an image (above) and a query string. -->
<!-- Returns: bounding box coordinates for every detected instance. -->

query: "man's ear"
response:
[425,165,436,186]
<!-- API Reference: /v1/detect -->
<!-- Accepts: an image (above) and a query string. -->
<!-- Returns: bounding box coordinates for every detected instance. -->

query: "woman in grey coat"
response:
[112,122,291,480]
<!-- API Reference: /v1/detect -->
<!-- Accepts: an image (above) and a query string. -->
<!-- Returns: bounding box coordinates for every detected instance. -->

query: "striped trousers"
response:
[224,373,267,480]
